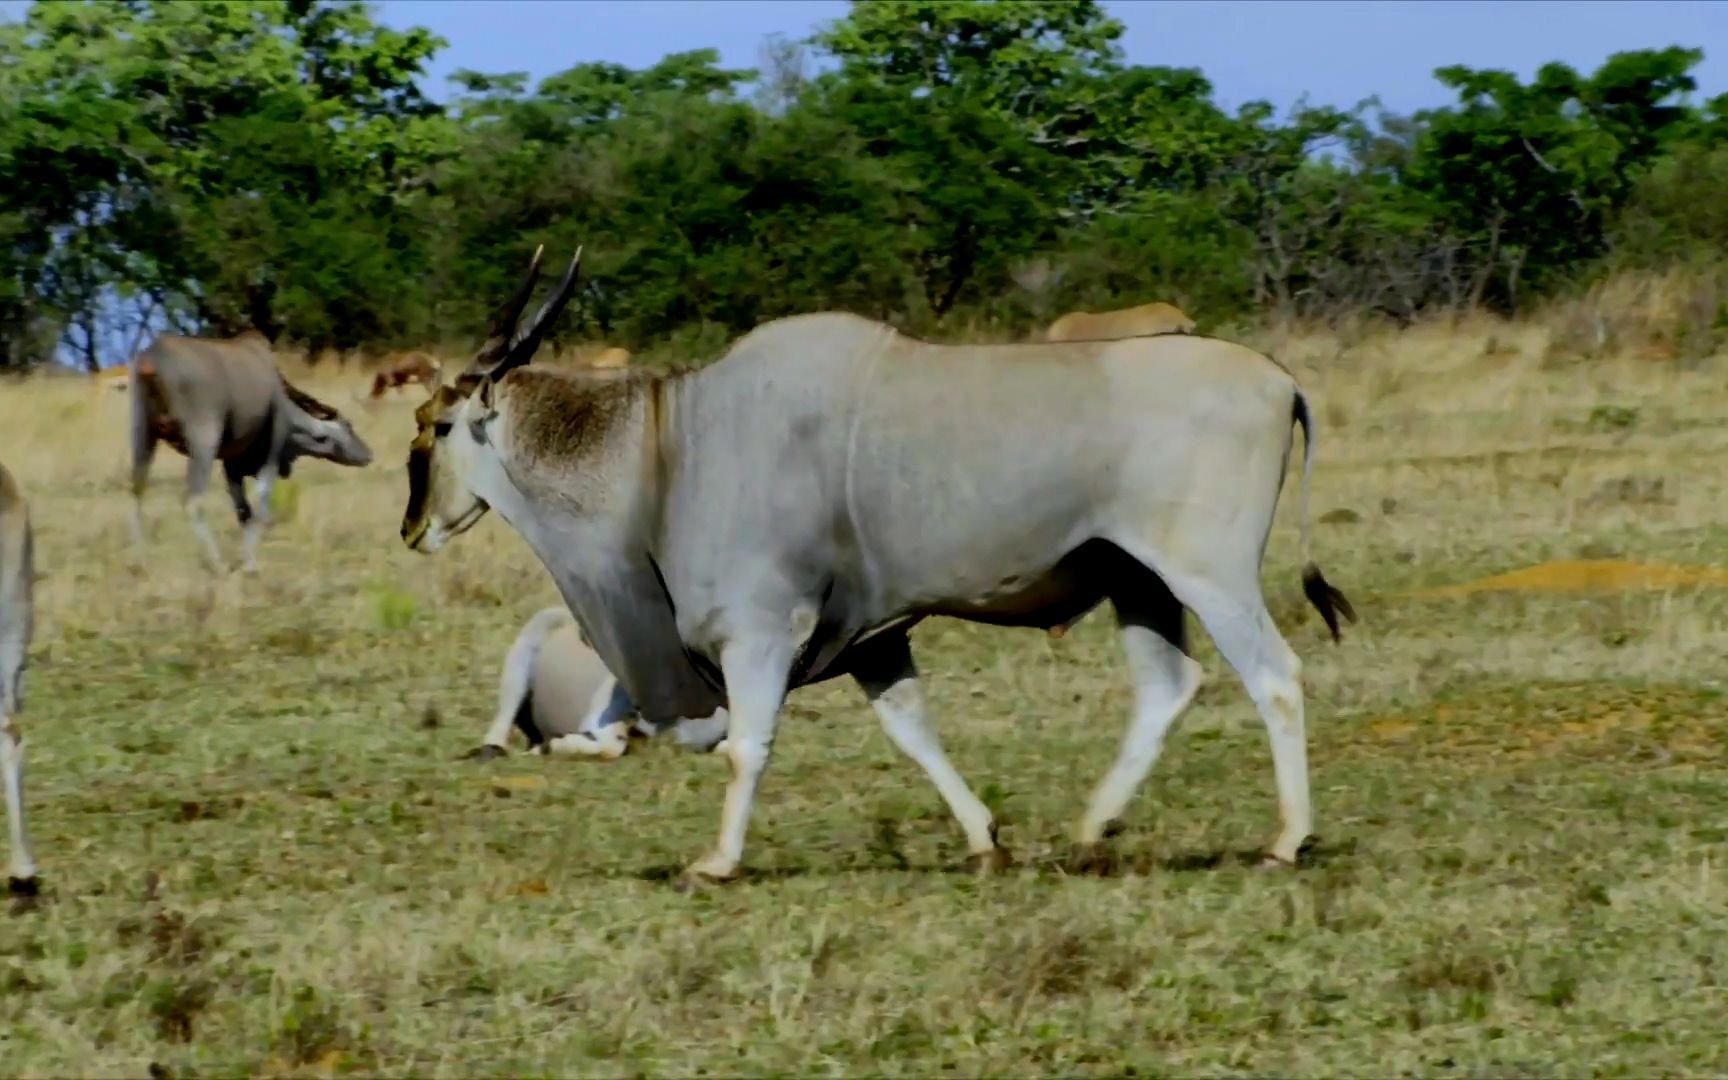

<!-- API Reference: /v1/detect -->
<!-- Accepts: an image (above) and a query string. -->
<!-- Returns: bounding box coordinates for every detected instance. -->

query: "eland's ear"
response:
[468,376,499,445]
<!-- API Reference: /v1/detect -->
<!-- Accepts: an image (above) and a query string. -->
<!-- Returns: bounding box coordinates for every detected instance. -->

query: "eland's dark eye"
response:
[432,420,453,438]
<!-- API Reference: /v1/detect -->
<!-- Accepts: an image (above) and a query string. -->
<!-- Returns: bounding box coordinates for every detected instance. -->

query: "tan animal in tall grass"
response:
[130,330,374,572]
[584,346,631,369]
[470,606,730,761]
[93,366,131,394]
[0,460,38,900]
[545,344,631,371]
[368,351,442,399]
[1045,301,1196,342]
[401,245,1354,889]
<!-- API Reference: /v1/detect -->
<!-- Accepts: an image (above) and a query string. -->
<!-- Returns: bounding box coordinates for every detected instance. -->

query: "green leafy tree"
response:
[1,0,1724,370]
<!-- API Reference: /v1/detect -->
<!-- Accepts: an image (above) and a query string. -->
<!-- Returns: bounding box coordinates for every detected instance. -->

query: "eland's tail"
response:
[1292,389,1357,643]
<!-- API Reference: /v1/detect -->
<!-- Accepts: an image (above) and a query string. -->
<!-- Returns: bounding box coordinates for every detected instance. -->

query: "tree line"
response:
[2,0,1725,372]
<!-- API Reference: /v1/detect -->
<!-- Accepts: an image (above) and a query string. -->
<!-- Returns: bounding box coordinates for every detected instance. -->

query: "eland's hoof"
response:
[1260,835,1316,870]
[460,744,507,762]
[1065,842,1117,877]
[964,847,1013,878]
[671,872,712,894]
[8,876,42,915]
[675,851,739,892]
[672,868,734,894]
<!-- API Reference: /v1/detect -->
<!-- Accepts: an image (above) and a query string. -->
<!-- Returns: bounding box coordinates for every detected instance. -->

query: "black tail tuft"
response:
[1301,562,1357,644]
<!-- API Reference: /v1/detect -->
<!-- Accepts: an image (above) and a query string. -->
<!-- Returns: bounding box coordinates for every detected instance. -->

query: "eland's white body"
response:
[402,249,1354,889]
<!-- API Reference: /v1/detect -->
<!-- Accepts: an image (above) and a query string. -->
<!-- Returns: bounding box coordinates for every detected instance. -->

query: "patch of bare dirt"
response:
[1351,682,1727,765]
[1408,559,1728,598]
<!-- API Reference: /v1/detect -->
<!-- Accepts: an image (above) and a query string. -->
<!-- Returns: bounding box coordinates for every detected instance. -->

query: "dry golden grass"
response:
[2,318,1727,1077]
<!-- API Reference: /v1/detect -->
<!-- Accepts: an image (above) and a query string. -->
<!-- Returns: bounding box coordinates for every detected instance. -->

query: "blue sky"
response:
[373,0,1728,117]
[1,1,1722,116]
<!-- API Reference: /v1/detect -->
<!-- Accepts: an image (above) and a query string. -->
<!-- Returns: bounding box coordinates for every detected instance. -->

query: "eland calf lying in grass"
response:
[402,246,1354,889]
[1,460,38,899]
[1045,301,1197,342]
[470,605,730,761]
[130,330,374,572]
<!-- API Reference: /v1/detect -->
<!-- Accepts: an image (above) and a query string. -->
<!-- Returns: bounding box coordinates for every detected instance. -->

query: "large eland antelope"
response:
[1,460,38,899]
[130,330,373,572]
[402,246,1354,889]
[1046,301,1196,342]
[471,605,730,761]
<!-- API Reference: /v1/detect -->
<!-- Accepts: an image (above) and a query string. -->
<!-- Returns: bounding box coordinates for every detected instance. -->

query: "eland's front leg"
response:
[1,647,36,895]
[1,712,34,895]
[181,441,227,573]
[238,463,276,573]
[851,634,1006,874]
[127,421,157,563]
[679,635,794,888]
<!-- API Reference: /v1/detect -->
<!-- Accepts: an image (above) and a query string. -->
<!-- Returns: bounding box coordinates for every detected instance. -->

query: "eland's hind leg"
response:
[1103,524,1315,868]
[1074,562,1203,866]
[851,633,1004,872]
[1167,572,1310,866]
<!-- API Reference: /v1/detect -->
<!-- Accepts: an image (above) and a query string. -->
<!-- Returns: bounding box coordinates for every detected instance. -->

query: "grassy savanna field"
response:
[3,315,1728,1077]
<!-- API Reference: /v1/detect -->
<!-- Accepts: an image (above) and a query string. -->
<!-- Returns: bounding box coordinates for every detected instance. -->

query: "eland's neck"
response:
[476,373,665,572]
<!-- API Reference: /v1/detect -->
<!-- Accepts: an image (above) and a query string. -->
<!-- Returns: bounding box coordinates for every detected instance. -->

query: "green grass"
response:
[4,330,1728,1076]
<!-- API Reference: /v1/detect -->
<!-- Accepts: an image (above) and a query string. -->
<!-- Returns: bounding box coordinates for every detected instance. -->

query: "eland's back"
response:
[134,333,278,453]
[673,313,1297,614]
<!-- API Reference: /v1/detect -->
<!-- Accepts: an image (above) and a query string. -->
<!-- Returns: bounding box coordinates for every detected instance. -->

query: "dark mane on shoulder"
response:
[499,366,647,464]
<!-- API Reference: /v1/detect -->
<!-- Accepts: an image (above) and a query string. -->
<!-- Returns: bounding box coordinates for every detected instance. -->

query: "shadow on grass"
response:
[627,834,1358,885]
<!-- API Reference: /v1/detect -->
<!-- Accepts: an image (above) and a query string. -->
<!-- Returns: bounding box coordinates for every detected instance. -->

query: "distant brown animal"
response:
[1045,302,1196,343]
[368,352,441,399]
